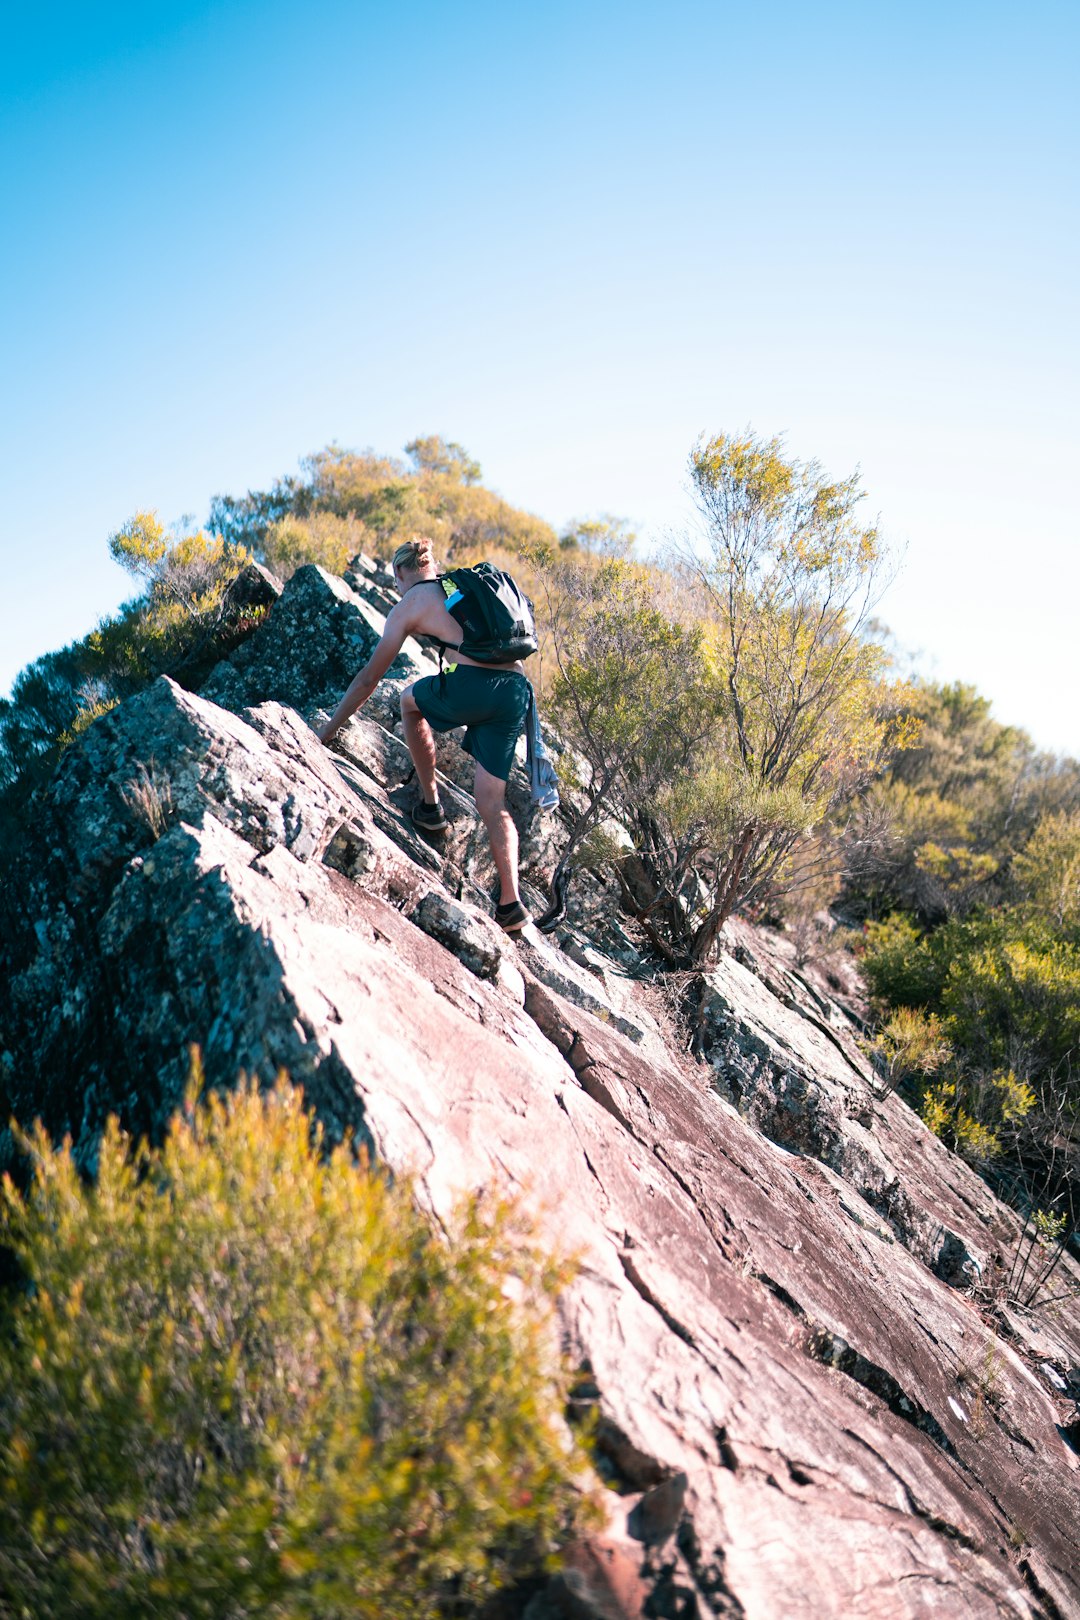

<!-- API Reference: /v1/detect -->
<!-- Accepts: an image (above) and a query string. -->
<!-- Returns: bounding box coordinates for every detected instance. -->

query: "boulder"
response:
[412,890,526,1001]
[201,562,435,717]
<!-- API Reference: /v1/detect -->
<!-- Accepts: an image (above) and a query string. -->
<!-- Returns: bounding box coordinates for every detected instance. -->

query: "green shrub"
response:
[862,908,1080,1077]
[0,1076,590,1619]
[261,512,367,579]
[864,1005,952,1097]
[862,908,1073,1172]
[859,912,951,1010]
[920,1069,1036,1165]
[940,931,1080,1079]
[1012,809,1080,933]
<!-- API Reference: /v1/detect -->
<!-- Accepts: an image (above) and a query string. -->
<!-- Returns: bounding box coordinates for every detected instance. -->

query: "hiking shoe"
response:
[411,799,448,834]
[495,899,530,932]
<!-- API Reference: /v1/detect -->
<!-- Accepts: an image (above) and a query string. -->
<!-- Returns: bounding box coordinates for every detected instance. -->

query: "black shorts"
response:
[411,666,531,781]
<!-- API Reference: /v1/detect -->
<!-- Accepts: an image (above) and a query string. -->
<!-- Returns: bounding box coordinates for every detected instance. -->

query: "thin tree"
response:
[651,430,912,962]
[605,431,913,965]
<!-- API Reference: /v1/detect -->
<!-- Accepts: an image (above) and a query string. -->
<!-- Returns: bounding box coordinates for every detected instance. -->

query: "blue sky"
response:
[2,0,1077,753]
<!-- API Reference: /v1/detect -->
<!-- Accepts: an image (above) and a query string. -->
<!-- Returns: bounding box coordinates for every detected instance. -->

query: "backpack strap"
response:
[401,575,459,676]
[431,574,463,685]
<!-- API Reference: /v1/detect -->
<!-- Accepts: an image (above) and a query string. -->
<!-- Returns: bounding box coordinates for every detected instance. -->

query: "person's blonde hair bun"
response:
[392,536,437,575]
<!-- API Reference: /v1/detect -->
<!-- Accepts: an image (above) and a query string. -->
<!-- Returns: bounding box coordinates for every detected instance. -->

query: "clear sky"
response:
[2,0,1077,754]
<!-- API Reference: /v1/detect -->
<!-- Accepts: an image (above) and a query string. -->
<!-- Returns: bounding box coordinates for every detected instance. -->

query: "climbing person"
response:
[316,536,536,932]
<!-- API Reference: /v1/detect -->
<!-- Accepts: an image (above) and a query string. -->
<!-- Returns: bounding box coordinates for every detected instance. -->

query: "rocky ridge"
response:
[2,560,1079,1619]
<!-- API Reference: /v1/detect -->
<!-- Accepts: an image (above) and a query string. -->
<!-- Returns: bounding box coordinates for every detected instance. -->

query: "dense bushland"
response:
[858,854,1080,1206]
[852,686,1080,1234]
[844,679,1080,925]
[209,437,557,579]
[0,1075,590,1619]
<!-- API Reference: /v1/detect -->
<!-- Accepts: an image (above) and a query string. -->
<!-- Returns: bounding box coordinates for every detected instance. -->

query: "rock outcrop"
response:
[2,564,1079,1619]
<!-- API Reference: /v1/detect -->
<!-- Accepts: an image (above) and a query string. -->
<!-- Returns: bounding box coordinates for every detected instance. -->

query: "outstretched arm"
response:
[317,604,413,742]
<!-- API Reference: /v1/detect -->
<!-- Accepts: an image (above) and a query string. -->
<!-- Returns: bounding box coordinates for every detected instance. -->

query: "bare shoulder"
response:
[397,580,457,640]
[382,586,432,637]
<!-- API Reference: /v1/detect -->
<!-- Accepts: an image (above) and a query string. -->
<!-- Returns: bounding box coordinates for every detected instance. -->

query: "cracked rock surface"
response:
[2,571,1079,1620]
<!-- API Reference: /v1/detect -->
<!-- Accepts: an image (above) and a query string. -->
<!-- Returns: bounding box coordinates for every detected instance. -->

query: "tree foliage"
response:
[405,435,482,484]
[0,516,252,842]
[260,512,366,581]
[208,441,555,569]
[0,1075,589,1620]
[846,680,1080,923]
[1013,810,1080,932]
[542,432,912,962]
[558,516,636,558]
[666,432,912,960]
[851,676,1080,1210]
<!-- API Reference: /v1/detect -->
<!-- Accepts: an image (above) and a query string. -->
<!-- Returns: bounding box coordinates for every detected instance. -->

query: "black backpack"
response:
[440,563,538,664]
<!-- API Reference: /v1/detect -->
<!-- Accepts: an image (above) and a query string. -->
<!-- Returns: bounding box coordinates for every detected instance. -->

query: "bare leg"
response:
[400,686,439,802]
[473,764,520,905]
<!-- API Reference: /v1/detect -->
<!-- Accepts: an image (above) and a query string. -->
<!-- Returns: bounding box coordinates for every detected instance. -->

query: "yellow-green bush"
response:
[920,1069,1036,1165]
[109,511,252,618]
[261,511,368,579]
[865,1005,952,1097]
[208,442,558,572]
[941,932,1080,1077]
[56,694,120,750]
[857,912,952,1010]
[1013,809,1080,933]
[0,1077,589,1620]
